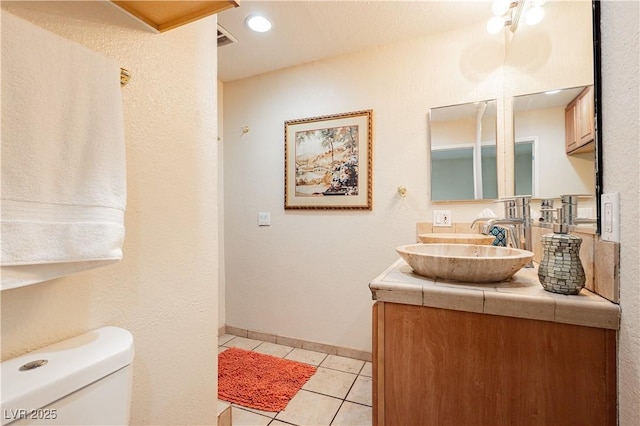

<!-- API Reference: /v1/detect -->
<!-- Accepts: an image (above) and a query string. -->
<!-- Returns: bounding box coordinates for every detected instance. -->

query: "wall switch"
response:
[600,193,619,242]
[258,212,271,226]
[433,210,452,227]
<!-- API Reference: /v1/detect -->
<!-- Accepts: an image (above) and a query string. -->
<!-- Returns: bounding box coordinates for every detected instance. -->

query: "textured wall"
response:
[601,1,640,424]
[0,3,219,425]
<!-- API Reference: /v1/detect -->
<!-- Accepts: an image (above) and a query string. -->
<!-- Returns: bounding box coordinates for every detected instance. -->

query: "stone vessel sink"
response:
[418,233,495,245]
[396,243,534,283]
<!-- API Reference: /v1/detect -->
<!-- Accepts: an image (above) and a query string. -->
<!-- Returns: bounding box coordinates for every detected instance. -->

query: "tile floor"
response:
[218,334,372,426]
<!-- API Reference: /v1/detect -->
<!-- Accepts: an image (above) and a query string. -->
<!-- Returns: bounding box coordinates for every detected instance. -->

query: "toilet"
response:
[1,327,134,425]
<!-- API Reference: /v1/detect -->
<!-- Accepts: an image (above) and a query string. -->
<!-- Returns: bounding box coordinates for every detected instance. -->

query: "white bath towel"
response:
[1,12,126,290]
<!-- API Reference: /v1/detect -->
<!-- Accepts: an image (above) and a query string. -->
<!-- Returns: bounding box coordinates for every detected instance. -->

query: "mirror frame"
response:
[592,0,603,234]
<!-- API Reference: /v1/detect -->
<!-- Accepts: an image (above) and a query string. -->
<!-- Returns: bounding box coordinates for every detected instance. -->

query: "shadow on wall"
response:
[459,39,504,82]
[505,31,553,73]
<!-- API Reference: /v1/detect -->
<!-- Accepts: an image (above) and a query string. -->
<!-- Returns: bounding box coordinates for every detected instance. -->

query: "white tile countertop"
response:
[369,259,620,330]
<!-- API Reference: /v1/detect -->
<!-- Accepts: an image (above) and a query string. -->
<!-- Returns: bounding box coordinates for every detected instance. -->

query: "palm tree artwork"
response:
[294,125,359,197]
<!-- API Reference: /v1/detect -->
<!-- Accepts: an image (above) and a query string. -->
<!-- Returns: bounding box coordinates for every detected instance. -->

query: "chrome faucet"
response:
[482,219,522,248]
[474,196,534,267]
[561,194,598,226]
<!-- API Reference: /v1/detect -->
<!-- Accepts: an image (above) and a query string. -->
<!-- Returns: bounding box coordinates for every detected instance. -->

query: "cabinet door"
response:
[578,86,595,145]
[565,100,578,153]
[565,86,595,154]
[374,302,616,426]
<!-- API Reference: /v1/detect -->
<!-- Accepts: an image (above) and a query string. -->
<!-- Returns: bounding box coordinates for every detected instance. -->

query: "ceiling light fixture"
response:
[525,6,545,26]
[487,0,545,34]
[246,15,272,33]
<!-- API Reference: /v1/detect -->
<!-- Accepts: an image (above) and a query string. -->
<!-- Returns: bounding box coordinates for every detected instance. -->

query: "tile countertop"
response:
[369,259,620,330]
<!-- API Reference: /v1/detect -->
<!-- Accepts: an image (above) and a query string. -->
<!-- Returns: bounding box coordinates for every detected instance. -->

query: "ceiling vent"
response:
[217,24,237,47]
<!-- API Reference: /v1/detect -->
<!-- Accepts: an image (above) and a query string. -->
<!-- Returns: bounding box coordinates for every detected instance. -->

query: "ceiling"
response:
[513,86,586,111]
[217,1,492,82]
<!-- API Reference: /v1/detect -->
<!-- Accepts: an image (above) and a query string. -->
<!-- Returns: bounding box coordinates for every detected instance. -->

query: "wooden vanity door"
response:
[373,302,616,426]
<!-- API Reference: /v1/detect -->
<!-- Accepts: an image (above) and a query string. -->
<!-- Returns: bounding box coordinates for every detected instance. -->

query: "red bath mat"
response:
[218,347,317,412]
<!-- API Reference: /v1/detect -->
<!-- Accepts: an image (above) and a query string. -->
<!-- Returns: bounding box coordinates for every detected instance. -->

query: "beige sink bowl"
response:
[396,243,534,283]
[418,233,495,245]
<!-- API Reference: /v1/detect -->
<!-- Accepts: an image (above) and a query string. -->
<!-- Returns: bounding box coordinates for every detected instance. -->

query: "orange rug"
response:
[218,347,317,412]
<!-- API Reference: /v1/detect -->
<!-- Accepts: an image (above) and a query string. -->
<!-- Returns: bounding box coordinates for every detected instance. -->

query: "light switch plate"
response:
[433,210,452,227]
[258,212,271,226]
[600,193,619,242]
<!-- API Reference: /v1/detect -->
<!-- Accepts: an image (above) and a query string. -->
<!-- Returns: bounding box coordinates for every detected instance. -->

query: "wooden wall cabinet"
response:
[373,301,616,426]
[565,86,595,154]
[111,1,238,33]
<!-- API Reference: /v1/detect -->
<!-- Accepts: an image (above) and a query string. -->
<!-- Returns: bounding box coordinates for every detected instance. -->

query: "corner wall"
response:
[0,3,219,424]
[601,1,640,424]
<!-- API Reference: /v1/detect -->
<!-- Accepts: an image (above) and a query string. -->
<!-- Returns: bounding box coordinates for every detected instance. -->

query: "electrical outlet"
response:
[258,212,271,226]
[433,210,452,227]
[601,193,619,242]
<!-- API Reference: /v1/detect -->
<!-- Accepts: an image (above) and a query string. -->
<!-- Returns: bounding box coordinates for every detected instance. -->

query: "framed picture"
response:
[284,110,373,210]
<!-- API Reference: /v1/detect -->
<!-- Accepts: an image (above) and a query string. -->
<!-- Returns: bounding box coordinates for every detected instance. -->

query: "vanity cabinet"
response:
[372,301,616,426]
[565,86,595,154]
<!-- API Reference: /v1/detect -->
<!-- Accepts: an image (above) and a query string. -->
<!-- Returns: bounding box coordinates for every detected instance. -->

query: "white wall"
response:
[601,1,640,424]
[0,3,219,425]
[222,5,592,353]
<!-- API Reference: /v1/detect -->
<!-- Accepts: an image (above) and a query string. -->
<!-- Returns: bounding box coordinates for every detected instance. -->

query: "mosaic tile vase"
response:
[538,233,585,295]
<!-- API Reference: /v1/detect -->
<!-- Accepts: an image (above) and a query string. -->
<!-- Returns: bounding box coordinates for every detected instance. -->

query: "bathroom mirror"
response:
[513,86,596,198]
[429,100,498,201]
[506,0,600,226]
[427,1,597,205]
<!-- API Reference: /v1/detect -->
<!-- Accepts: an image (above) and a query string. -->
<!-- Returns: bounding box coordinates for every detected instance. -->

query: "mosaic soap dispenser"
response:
[538,208,585,295]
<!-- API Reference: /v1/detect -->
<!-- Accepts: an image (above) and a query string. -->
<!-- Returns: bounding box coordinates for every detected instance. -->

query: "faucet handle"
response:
[554,207,569,234]
[539,207,556,223]
[560,194,591,224]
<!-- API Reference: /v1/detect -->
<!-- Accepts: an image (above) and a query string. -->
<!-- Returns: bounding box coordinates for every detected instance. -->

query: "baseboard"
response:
[222,324,372,362]
[217,401,231,426]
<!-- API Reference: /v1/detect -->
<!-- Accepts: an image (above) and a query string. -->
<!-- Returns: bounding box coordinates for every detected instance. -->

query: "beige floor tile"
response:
[284,348,327,366]
[332,401,372,426]
[218,334,235,346]
[224,336,263,350]
[345,375,372,406]
[253,342,294,358]
[267,421,291,426]
[302,367,357,399]
[360,362,372,377]
[320,354,365,374]
[231,403,277,419]
[275,390,342,426]
[230,407,271,426]
[218,346,229,354]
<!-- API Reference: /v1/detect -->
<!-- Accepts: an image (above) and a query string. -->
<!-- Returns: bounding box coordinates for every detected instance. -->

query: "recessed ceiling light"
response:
[544,90,561,95]
[246,15,272,33]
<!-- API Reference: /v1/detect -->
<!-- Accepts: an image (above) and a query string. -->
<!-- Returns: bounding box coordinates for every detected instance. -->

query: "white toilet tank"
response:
[1,326,134,426]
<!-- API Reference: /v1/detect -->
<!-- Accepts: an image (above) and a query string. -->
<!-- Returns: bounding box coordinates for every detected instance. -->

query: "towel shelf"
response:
[111,1,239,33]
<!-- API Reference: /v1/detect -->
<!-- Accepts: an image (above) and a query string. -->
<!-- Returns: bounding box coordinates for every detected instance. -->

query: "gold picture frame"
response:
[284,110,373,210]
